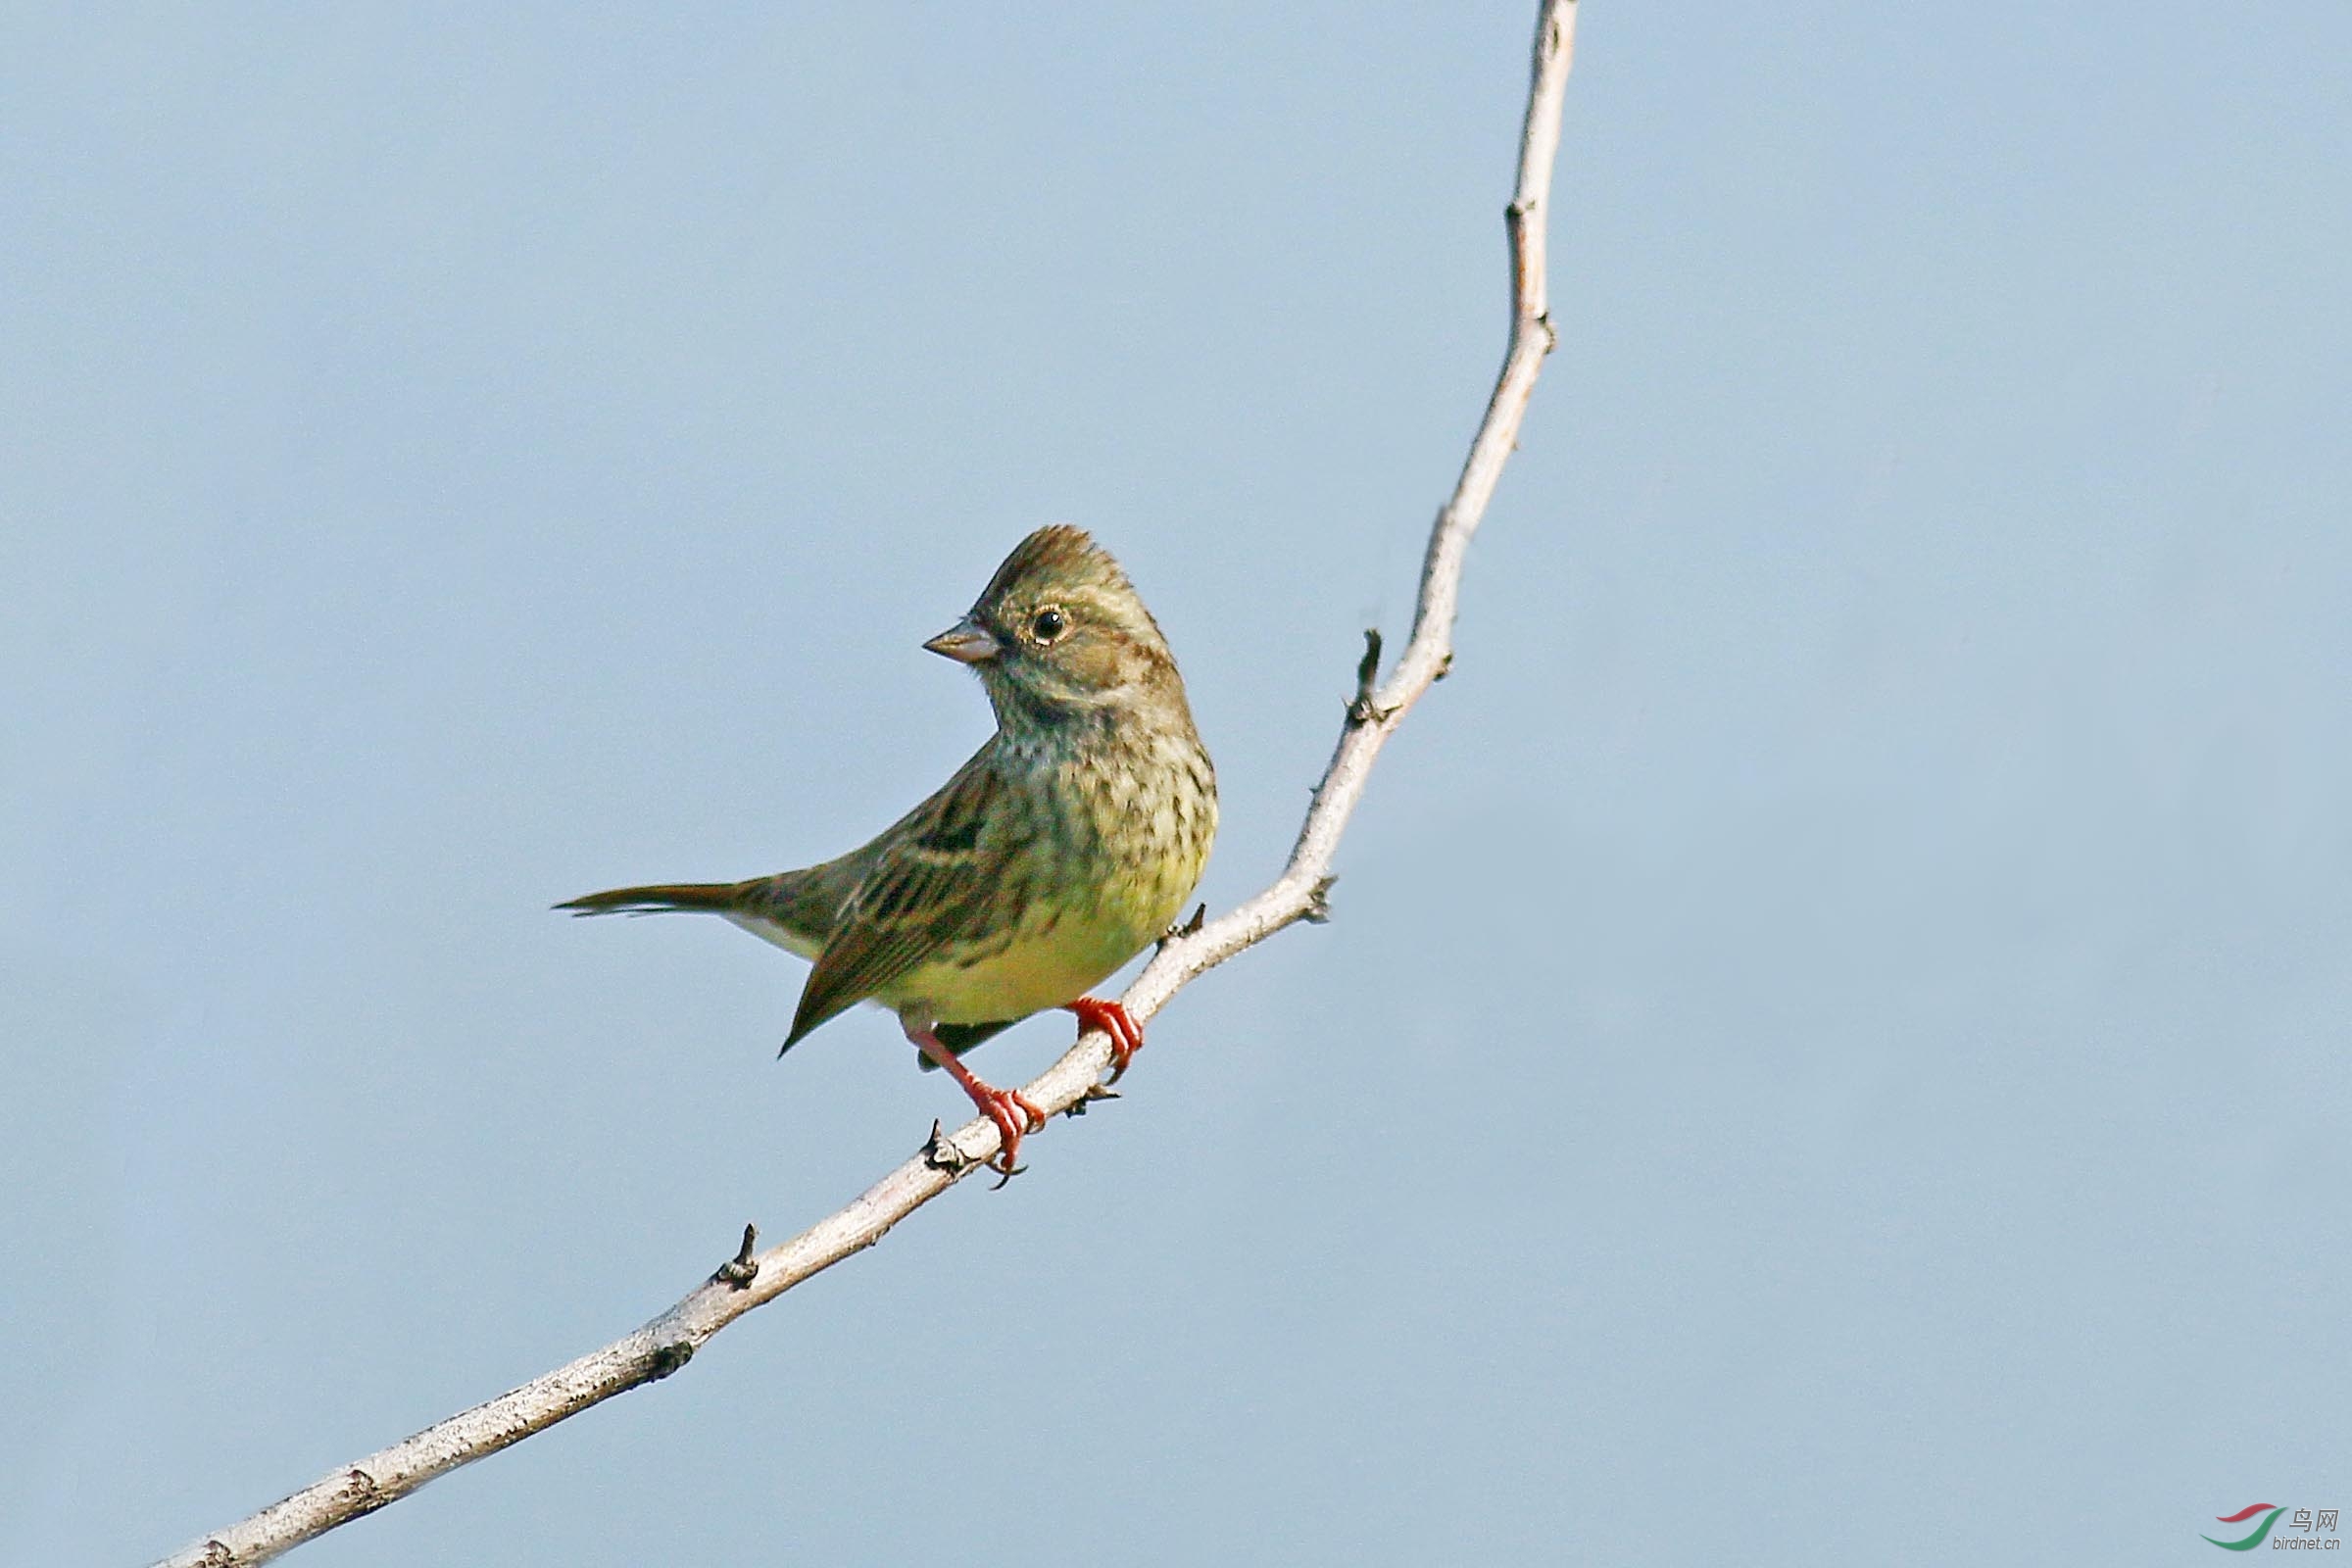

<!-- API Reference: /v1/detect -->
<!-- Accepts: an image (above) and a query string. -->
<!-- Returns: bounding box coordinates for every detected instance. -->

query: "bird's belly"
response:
[886,906,1147,1025]
[723,911,824,961]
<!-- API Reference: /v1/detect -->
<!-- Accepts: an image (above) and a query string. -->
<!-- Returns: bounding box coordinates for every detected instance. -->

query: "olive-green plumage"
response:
[560,526,1216,1081]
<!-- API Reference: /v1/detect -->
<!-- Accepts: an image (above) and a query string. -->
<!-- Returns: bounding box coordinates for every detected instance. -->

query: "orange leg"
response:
[1065,996,1145,1082]
[907,1024,1045,1175]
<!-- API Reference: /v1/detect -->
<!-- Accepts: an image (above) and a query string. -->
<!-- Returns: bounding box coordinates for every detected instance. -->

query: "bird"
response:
[559,525,1216,1175]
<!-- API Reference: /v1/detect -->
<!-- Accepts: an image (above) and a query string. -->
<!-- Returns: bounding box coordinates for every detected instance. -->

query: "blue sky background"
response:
[6,4,2348,1562]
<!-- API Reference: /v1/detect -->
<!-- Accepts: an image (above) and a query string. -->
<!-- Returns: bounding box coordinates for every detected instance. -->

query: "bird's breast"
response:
[886,725,1215,1026]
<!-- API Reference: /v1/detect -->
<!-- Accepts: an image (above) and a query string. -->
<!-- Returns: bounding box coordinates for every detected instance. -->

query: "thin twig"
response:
[155,6,1577,1562]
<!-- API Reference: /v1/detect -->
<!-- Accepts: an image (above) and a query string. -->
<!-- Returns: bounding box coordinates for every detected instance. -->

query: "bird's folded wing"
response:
[784,750,1018,1046]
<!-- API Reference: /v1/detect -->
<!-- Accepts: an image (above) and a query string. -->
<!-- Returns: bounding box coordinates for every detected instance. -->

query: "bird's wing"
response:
[784,746,1021,1048]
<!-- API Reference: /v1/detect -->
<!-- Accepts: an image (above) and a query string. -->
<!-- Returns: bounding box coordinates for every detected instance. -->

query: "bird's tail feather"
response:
[556,881,748,916]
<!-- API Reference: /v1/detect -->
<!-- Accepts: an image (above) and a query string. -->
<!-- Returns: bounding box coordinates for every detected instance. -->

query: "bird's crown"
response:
[954,525,1188,726]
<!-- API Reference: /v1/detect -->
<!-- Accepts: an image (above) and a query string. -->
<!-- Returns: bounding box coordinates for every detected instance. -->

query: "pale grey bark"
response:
[157,6,1579,1562]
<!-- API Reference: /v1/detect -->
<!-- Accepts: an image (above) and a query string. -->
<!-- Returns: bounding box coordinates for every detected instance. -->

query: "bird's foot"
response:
[962,1079,1047,1178]
[906,1022,1046,1180]
[1066,996,1145,1082]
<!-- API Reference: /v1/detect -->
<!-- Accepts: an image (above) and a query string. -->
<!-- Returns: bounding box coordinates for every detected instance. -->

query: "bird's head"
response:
[924,525,1189,731]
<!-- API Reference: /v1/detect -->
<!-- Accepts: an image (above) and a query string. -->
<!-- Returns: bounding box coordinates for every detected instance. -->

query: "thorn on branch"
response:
[1302,875,1336,925]
[1157,902,1206,949]
[1348,628,1397,725]
[922,1119,1024,1186]
[922,1118,969,1174]
[1063,1082,1121,1118]
[713,1224,760,1287]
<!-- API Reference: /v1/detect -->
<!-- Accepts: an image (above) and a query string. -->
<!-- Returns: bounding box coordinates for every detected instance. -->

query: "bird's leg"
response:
[906,1023,1045,1176]
[1065,997,1145,1082]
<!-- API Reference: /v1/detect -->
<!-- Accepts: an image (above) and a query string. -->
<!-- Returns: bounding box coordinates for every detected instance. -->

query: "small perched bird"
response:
[560,526,1216,1175]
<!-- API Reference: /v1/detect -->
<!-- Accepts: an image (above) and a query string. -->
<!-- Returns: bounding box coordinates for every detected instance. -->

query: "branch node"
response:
[1348,628,1398,725]
[338,1467,386,1517]
[922,1118,970,1174]
[1157,902,1206,949]
[714,1223,760,1287]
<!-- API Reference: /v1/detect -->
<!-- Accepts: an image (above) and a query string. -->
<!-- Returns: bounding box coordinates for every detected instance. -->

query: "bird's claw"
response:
[1066,997,1146,1082]
[972,1084,1046,1179]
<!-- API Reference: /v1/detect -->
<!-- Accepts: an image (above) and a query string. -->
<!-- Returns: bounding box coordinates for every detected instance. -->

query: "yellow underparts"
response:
[888,900,1148,1024]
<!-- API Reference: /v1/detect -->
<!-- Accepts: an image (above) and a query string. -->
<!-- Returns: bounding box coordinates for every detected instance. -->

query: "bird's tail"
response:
[556,881,750,916]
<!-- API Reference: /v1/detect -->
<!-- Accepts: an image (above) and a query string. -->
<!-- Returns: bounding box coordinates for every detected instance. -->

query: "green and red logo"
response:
[2205,1503,2285,1551]
[2203,1502,2340,1550]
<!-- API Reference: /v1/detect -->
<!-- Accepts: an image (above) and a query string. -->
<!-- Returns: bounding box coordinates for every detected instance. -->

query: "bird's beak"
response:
[923,618,1001,664]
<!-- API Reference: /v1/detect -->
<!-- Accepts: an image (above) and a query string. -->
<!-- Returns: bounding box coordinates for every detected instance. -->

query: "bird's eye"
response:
[1030,607,1067,643]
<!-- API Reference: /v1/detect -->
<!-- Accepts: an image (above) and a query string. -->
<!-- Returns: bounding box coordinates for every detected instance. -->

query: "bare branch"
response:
[156,6,1578,1563]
